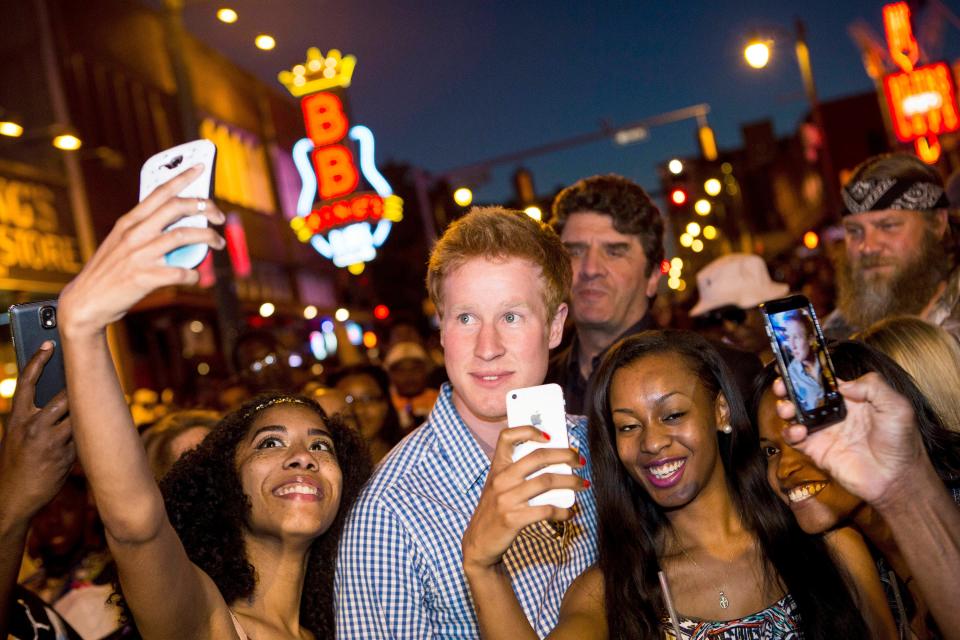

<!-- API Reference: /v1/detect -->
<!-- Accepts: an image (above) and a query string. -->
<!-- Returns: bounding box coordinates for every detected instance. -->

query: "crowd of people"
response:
[0,151,959,639]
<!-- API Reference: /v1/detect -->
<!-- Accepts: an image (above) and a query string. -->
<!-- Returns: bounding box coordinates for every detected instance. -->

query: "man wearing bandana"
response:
[823,153,959,341]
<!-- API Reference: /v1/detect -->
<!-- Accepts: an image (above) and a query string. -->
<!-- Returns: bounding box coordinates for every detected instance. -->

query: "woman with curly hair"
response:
[57,166,372,640]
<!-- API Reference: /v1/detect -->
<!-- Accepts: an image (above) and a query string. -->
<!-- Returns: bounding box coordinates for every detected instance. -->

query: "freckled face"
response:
[610,353,726,509]
[235,403,343,542]
[439,257,566,429]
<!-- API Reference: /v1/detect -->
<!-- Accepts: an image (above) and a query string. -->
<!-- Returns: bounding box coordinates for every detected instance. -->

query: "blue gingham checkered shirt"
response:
[335,383,598,638]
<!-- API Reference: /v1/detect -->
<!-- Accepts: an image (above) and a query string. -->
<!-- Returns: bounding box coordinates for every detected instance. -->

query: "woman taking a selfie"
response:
[57,167,371,640]
[753,340,960,639]
[463,330,876,639]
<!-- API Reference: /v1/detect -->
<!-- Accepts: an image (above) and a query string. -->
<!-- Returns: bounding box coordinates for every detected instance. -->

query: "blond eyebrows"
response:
[427,206,572,319]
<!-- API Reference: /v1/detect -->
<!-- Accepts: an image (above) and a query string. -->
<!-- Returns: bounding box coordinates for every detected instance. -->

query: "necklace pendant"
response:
[719,591,730,609]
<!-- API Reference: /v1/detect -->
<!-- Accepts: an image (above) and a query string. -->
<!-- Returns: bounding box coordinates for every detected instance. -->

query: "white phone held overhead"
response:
[506,383,575,509]
[139,139,217,269]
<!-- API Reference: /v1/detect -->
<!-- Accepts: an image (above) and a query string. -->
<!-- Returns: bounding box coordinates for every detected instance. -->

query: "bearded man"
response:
[824,153,958,340]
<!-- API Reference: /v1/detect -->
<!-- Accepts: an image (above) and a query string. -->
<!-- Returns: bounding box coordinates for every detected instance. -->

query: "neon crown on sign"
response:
[278,47,357,97]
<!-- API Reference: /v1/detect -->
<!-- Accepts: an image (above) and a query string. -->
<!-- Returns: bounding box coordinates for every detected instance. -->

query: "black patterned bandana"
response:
[841,178,949,216]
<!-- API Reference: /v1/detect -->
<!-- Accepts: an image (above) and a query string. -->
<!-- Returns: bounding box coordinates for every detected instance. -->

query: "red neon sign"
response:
[301,92,361,200]
[302,93,349,145]
[883,62,960,143]
[303,193,384,234]
[880,2,959,163]
[883,2,919,73]
[281,48,403,270]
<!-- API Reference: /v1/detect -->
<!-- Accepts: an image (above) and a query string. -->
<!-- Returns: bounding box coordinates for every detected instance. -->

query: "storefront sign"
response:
[278,48,402,274]
[0,166,81,292]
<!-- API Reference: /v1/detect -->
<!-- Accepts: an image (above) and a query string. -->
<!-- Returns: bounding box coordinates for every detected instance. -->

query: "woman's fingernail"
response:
[579,455,586,466]
[541,430,551,441]
[41,340,54,350]
[583,479,591,489]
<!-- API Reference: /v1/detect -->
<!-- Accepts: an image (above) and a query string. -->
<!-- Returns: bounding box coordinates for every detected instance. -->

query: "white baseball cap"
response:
[383,341,430,369]
[689,253,789,317]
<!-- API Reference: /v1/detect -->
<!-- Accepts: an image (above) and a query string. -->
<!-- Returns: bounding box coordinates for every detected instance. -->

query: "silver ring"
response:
[197,199,207,212]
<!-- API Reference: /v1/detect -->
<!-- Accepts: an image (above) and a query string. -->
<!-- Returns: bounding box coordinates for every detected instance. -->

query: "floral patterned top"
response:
[662,594,801,639]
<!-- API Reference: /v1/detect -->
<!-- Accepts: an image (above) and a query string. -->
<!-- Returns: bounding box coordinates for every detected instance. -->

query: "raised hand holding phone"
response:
[9,301,65,407]
[773,373,924,507]
[462,424,585,573]
[507,383,575,508]
[0,342,73,523]
[58,164,225,337]
[139,140,217,270]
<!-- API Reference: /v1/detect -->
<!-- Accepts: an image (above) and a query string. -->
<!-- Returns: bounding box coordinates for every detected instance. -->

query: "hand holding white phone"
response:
[139,139,217,269]
[507,383,575,509]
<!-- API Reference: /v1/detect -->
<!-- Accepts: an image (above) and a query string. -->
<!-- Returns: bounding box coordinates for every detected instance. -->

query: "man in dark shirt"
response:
[546,174,664,414]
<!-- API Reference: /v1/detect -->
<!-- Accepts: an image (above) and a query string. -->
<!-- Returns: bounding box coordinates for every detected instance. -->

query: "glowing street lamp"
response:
[704,178,722,197]
[743,20,838,216]
[694,199,712,216]
[667,159,684,175]
[453,187,473,207]
[744,40,771,69]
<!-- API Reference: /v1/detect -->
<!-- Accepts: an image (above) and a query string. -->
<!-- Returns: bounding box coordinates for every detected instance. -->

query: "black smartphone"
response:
[759,294,845,431]
[9,300,65,408]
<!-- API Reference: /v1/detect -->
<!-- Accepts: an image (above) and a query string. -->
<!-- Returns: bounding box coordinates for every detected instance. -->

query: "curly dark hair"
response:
[588,330,868,639]
[116,392,372,637]
[551,174,664,276]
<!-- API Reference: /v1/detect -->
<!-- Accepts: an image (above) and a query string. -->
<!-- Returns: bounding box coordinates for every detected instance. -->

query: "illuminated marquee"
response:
[880,2,960,163]
[0,174,81,292]
[278,48,402,273]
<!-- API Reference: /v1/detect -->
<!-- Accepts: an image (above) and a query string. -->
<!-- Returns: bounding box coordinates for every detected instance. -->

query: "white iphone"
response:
[507,383,575,509]
[139,139,217,269]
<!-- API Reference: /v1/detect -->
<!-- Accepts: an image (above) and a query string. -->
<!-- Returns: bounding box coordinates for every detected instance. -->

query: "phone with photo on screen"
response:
[759,294,846,431]
[507,383,575,509]
[139,139,217,270]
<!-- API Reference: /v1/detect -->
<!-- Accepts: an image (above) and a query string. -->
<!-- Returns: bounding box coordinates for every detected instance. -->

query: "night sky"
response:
[171,0,960,205]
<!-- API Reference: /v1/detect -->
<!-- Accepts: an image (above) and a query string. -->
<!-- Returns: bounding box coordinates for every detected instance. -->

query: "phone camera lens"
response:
[40,306,57,329]
[511,394,517,400]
